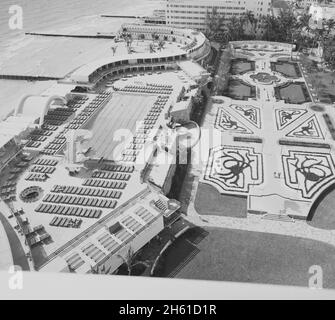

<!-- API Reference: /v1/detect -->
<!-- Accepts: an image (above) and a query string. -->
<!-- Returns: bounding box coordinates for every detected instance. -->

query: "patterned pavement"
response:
[200,45,335,219]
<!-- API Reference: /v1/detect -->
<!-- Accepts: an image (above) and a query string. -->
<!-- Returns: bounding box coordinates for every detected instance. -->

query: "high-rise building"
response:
[309,2,335,29]
[297,0,319,9]
[166,0,272,31]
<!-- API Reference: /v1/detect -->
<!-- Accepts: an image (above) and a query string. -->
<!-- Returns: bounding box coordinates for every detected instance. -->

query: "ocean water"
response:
[0,0,163,118]
[0,0,161,52]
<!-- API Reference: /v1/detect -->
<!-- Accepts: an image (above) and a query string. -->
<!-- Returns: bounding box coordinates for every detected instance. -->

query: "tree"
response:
[117,247,150,276]
[241,11,258,39]
[297,12,312,35]
[204,7,226,40]
[158,40,165,51]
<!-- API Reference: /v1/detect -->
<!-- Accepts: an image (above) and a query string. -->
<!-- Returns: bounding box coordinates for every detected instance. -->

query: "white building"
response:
[309,3,335,29]
[166,0,272,31]
[297,0,319,9]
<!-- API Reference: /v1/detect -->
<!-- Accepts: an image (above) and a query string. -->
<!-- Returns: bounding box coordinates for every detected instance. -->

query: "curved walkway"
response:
[0,217,13,270]
[0,202,30,271]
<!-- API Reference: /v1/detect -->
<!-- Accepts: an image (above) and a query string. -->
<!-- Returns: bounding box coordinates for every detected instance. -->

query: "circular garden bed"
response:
[20,186,44,203]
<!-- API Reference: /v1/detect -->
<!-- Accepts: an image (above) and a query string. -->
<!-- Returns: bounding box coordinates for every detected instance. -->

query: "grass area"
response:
[224,79,256,101]
[157,226,335,289]
[230,59,255,75]
[271,61,301,78]
[194,183,247,218]
[308,186,335,230]
[300,55,335,104]
[275,82,311,104]
[0,211,30,270]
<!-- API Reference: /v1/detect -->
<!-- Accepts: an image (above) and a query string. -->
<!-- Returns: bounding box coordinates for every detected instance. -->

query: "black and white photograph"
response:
[1,0,335,302]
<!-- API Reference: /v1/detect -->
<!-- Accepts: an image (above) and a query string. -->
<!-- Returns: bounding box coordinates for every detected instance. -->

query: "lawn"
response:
[194,183,247,218]
[156,227,335,289]
[225,79,256,101]
[308,186,335,230]
[230,59,255,75]
[271,61,301,78]
[275,82,311,104]
[0,211,30,271]
[300,55,335,104]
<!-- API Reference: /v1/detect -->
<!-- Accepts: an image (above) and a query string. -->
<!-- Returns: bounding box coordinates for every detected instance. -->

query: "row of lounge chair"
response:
[25,105,76,150]
[91,171,131,181]
[81,243,106,263]
[50,217,82,228]
[127,144,143,150]
[43,193,117,209]
[30,136,47,142]
[34,158,58,166]
[25,173,48,182]
[0,186,16,196]
[120,94,169,163]
[51,185,122,199]
[42,92,112,155]
[65,253,85,270]
[35,203,102,219]
[121,215,143,233]
[67,96,89,110]
[134,206,156,224]
[101,164,134,173]
[83,179,126,189]
[26,141,41,149]
[42,124,58,131]
[123,150,140,157]
[30,165,56,174]
[98,233,120,253]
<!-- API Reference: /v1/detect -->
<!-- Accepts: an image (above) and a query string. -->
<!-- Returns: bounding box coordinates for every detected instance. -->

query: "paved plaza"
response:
[197,43,335,220]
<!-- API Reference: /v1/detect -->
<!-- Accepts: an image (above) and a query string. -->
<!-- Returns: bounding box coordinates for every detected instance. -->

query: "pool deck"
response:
[0,69,198,270]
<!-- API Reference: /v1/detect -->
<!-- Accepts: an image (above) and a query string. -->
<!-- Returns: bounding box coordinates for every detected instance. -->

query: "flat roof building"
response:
[166,0,272,31]
[309,3,335,29]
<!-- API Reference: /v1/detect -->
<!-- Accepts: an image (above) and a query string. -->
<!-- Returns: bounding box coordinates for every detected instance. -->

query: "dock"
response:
[0,74,61,81]
[100,15,139,19]
[25,32,116,40]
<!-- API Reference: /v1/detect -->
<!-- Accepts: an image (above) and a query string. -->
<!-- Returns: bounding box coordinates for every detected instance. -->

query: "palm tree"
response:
[241,11,257,39]
[158,40,165,51]
[204,7,225,40]
[260,14,280,41]
[226,16,243,41]
[117,247,150,276]
[297,12,312,35]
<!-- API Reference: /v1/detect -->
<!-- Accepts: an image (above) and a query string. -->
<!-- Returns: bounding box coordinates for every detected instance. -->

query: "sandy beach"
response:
[0,0,164,119]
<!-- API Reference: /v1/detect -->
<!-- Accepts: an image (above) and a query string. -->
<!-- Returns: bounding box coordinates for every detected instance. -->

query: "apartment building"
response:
[298,0,319,9]
[309,2,335,29]
[166,0,272,31]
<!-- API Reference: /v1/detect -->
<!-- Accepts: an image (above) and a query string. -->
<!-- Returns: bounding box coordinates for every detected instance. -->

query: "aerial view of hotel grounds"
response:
[1,0,335,289]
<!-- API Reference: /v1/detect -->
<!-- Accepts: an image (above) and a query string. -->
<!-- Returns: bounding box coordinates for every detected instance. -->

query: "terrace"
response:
[0,67,200,271]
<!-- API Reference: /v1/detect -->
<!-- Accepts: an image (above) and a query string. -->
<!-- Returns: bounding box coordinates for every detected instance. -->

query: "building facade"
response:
[166,0,272,31]
[309,3,335,29]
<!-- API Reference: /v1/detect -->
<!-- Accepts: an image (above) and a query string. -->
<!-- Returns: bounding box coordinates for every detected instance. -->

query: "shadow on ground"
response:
[0,211,30,270]
[156,226,335,289]
[194,183,247,218]
[307,185,335,230]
